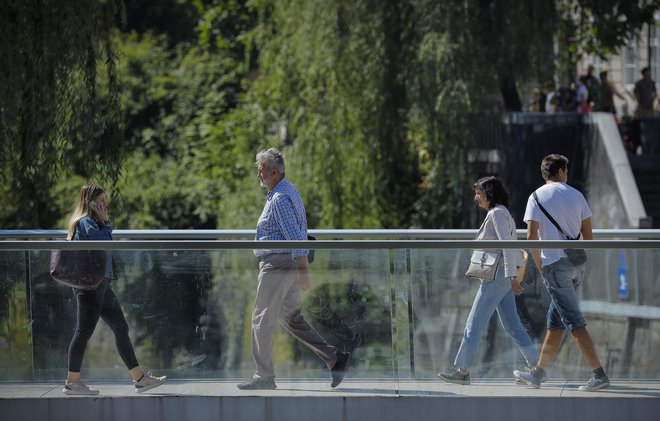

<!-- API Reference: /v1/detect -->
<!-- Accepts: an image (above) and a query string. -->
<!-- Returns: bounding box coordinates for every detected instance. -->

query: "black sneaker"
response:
[237,377,277,390]
[438,365,470,385]
[330,351,350,388]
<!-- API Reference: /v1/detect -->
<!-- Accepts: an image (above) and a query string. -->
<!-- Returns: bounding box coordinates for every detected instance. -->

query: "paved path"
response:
[2,379,659,421]
[2,379,658,398]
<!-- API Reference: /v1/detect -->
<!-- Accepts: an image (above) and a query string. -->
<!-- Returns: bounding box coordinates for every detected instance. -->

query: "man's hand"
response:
[298,272,311,291]
[511,278,524,296]
[295,256,311,291]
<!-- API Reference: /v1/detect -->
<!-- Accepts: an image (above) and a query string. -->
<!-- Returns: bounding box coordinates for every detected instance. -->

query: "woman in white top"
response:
[438,176,539,385]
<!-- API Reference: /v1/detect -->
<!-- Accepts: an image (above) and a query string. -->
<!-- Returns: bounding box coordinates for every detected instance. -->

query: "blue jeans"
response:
[454,265,539,370]
[542,258,586,331]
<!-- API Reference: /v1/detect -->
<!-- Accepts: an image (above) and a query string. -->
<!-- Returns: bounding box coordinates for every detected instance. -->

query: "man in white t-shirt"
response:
[514,154,610,392]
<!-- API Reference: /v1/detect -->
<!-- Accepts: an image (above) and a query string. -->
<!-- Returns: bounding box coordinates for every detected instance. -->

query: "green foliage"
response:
[0,0,126,228]
[564,0,660,58]
[3,0,660,232]
[112,153,218,229]
[124,0,200,44]
[3,0,660,381]
[94,30,257,229]
[409,32,476,227]
[552,0,660,81]
[244,0,419,228]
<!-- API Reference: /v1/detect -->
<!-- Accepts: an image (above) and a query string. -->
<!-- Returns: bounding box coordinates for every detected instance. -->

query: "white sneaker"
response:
[134,372,167,393]
[578,375,610,392]
[62,380,99,395]
[514,366,548,385]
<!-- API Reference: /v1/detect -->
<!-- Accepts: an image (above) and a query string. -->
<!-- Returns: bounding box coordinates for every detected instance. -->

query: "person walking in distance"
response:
[237,148,349,390]
[514,154,610,392]
[63,184,166,395]
[599,69,625,114]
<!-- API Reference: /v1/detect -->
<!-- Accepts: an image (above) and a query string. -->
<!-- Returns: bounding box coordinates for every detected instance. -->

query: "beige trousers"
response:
[251,253,338,380]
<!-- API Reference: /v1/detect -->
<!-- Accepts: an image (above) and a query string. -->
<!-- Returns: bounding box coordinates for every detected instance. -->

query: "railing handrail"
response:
[1,239,659,251]
[1,228,660,240]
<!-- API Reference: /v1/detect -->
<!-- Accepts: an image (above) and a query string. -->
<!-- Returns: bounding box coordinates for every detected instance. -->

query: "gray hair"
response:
[256,148,285,177]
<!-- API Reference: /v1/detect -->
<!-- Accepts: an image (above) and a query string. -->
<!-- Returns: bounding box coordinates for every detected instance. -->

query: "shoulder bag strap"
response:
[475,214,488,239]
[533,191,580,240]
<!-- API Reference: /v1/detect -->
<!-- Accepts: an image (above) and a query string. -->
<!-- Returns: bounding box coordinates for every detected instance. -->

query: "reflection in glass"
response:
[1,247,658,381]
[0,251,32,380]
[24,248,394,382]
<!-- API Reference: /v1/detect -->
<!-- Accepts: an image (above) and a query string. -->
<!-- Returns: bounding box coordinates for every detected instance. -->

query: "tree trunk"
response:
[499,75,522,112]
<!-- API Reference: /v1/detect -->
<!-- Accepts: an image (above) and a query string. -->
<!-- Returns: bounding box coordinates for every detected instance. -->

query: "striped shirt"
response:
[254,178,309,259]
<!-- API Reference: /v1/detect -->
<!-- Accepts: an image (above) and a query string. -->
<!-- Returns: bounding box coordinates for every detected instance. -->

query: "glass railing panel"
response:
[580,248,660,306]
[0,251,32,380]
[568,248,660,380]
[306,249,394,381]
[408,247,660,381]
[23,247,395,388]
[406,248,524,379]
[391,249,413,380]
[2,241,659,384]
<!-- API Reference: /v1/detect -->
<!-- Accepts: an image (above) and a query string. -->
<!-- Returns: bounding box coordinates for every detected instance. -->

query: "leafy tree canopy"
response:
[2,0,659,230]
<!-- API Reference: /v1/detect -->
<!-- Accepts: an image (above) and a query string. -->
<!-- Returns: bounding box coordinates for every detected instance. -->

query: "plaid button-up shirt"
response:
[254,178,309,259]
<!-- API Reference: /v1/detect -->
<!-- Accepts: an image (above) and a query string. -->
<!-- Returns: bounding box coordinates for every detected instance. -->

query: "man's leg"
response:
[251,256,295,380]
[544,260,609,390]
[514,264,572,387]
[513,305,563,388]
[279,276,350,388]
[571,325,610,391]
[280,278,338,369]
[537,327,564,370]
[571,326,603,370]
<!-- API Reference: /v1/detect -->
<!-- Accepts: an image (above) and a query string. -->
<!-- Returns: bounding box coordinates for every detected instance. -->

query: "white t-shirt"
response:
[523,182,592,267]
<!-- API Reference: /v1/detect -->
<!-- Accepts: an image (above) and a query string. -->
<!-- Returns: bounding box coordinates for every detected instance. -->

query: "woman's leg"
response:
[496,288,539,366]
[67,281,108,380]
[98,283,140,378]
[453,277,504,371]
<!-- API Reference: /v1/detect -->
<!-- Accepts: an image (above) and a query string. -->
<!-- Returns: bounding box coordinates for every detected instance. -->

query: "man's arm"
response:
[610,81,626,100]
[526,220,543,273]
[634,84,642,103]
[580,217,593,241]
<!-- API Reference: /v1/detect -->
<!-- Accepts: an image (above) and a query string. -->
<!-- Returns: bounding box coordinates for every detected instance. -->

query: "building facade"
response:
[578,20,660,116]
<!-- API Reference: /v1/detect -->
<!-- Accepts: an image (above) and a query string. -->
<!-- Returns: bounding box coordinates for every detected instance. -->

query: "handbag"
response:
[533,192,587,266]
[465,213,503,281]
[466,249,501,280]
[307,234,316,264]
[563,248,587,266]
[50,246,107,290]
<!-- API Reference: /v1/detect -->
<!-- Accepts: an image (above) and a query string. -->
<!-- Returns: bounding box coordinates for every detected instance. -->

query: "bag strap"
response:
[483,206,515,238]
[533,191,580,240]
[474,216,488,239]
